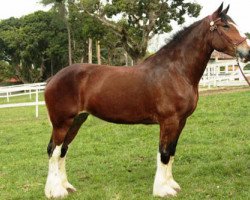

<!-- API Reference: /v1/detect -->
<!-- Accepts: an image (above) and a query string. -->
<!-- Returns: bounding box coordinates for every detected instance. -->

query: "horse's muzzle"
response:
[239,52,250,62]
[236,48,250,62]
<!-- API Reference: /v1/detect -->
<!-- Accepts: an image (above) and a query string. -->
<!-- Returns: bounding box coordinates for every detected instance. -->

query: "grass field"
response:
[0,90,249,200]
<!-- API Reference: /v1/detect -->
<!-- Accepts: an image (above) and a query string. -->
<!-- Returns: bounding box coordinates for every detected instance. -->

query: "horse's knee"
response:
[159,140,178,164]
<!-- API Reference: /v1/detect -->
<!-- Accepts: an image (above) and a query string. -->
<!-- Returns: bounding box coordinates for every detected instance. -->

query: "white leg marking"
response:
[59,156,76,193]
[45,145,68,199]
[153,153,180,197]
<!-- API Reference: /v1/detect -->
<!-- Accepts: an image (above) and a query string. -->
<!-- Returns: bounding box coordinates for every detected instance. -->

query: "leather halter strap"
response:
[208,15,250,86]
[208,15,247,47]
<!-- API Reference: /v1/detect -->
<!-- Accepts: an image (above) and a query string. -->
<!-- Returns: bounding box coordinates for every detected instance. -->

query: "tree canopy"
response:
[0,11,68,82]
[80,0,201,63]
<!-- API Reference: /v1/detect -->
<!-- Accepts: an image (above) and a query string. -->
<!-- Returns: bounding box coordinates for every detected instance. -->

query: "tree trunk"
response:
[96,40,101,65]
[124,51,128,66]
[66,22,72,66]
[107,49,111,65]
[88,38,93,64]
[50,59,54,76]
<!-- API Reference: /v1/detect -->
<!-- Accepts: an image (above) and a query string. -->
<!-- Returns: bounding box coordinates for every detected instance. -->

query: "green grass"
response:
[0,91,249,199]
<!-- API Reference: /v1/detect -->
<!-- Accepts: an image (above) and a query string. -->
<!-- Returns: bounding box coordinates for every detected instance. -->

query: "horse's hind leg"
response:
[59,112,89,193]
[45,112,89,199]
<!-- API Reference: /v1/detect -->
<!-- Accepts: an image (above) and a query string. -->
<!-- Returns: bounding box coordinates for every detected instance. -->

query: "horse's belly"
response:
[84,93,156,124]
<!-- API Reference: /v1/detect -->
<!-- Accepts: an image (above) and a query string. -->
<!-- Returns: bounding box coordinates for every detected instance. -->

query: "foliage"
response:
[244,64,250,70]
[80,0,201,63]
[40,0,74,65]
[0,61,14,82]
[0,90,249,199]
[0,11,68,82]
[40,0,123,65]
[246,32,250,39]
[243,33,250,70]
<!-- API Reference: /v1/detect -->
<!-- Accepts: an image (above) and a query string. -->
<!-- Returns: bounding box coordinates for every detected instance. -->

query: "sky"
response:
[150,0,250,51]
[0,0,250,50]
[0,0,50,19]
[0,0,249,30]
[191,0,250,33]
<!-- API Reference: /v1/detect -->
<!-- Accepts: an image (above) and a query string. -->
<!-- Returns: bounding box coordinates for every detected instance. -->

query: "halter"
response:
[208,15,250,86]
[208,15,247,47]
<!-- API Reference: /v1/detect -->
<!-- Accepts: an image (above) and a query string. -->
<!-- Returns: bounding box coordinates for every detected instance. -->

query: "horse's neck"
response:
[177,23,213,85]
[145,20,213,86]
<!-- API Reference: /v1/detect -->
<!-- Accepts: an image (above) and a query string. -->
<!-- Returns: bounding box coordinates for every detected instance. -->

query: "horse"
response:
[44,3,250,198]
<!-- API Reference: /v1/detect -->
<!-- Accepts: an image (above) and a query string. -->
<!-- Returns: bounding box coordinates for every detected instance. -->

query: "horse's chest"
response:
[156,89,198,118]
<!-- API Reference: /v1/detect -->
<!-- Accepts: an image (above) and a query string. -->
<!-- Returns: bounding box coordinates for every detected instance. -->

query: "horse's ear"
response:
[222,5,230,15]
[212,3,224,18]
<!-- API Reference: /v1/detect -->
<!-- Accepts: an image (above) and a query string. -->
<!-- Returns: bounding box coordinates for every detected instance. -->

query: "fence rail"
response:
[0,83,46,117]
[200,60,250,88]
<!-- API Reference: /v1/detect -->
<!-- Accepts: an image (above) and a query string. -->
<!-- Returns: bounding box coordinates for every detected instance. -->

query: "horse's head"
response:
[209,3,250,62]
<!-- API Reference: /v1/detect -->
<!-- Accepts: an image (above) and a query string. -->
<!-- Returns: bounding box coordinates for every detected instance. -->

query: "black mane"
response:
[159,20,202,51]
[142,20,202,64]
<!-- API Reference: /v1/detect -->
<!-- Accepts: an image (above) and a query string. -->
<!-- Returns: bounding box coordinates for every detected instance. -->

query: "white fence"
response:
[200,60,250,88]
[0,82,46,117]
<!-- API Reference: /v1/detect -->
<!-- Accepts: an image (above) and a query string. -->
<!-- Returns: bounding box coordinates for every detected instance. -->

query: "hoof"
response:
[153,185,178,197]
[64,183,76,193]
[45,185,68,199]
[168,180,181,192]
[66,187,76,193]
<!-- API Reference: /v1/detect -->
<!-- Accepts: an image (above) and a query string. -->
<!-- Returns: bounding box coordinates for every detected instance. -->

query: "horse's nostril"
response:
[238,52,244,59]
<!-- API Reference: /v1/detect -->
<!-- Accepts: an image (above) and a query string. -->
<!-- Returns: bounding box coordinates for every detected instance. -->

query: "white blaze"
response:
[228,22,247,38]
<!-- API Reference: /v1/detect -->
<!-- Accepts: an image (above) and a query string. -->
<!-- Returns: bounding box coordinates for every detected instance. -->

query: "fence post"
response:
[7,92,9,102]
[36,88,39,118]
[29,89,32,99]
[208,66,211,89]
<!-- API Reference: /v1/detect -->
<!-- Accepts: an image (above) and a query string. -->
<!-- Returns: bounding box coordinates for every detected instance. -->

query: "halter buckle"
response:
[210,23,217,31]
[208,16,220,32]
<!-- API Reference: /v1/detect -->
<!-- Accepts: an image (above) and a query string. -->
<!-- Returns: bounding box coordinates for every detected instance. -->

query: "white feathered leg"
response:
[59,155,76,193]
[153,153,181,197]
[45,145,68,199]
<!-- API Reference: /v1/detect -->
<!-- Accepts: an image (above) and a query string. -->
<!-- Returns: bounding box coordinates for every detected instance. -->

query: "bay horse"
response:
[44,4,250,198]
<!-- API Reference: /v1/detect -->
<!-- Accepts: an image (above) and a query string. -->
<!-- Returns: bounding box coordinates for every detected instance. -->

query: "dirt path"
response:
[199,86,250,96]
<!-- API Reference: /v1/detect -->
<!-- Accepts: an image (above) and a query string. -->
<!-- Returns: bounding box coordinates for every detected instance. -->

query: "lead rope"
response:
[235,48,250,86]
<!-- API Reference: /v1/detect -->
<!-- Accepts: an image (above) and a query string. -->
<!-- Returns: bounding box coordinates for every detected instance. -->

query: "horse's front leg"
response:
[153,118,186,197]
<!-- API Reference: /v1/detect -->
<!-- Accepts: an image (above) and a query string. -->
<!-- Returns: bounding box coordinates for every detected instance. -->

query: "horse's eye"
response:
[222,24,230,29]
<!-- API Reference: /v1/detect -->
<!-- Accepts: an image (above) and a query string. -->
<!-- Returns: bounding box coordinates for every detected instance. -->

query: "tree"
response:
[0,61,14,82]
[79,0,201,64]
[0,11,69,82]
[40,0,73,65]
[246,33,250,39]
